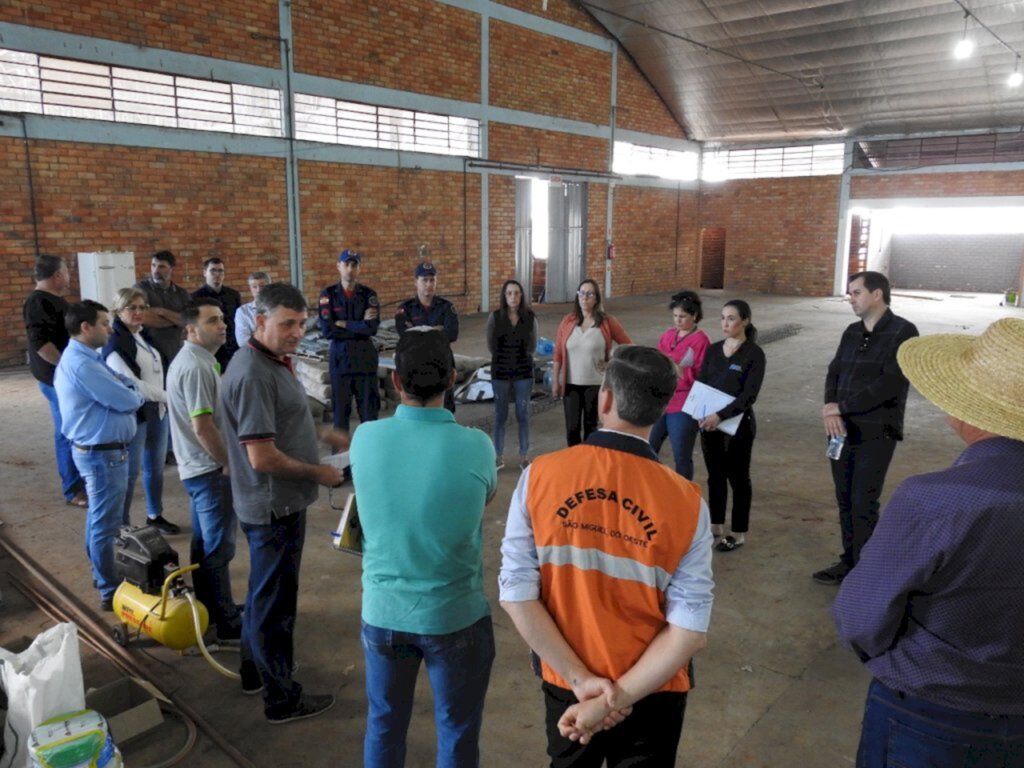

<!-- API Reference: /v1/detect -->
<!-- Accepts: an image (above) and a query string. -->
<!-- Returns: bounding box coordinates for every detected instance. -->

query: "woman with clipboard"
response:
[697,299,766,552]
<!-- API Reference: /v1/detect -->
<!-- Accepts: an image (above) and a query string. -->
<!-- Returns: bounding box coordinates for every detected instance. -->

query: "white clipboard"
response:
[682,381,744,436]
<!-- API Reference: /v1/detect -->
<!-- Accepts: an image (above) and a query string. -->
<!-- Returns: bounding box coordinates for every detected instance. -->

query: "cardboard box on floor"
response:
[85,677,165,744]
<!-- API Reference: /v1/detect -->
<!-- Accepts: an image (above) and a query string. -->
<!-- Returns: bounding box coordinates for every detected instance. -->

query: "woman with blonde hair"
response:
[102,286,179,534]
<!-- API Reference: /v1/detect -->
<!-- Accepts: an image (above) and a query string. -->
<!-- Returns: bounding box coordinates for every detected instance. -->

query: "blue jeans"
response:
[239,511,305,718]
[182,470,240,634]
[857,679,1024,768]
[492,377,532,457]
[72,446,130,601]
[362,615,495,768]
[39,381,83,501]
[124,410,168,523]
[649,411,699,480]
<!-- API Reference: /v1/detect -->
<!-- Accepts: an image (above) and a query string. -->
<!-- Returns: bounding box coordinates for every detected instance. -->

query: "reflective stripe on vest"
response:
[537,545,674,591]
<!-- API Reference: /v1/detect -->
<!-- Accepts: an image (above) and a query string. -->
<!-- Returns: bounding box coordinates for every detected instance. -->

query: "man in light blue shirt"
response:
[233,271,269,349]
[55,300,144,611]
[350,329,497,768]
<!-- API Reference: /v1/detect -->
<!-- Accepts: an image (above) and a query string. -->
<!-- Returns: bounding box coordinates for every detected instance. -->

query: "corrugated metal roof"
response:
[583,0,1024,143]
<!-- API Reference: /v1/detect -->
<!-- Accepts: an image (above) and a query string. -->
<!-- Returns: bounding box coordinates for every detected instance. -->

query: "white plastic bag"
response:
[0,622,85,768]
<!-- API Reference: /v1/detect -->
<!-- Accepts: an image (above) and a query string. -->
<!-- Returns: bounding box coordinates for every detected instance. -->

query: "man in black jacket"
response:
[814,271,918,585]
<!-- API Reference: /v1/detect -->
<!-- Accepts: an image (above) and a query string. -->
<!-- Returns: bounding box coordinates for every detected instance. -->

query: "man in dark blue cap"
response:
[319,249,381,432]
[394,261,460,412]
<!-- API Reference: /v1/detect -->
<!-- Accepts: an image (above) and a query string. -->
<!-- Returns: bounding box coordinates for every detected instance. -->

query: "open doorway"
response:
[699,227,726,289]
[846,203,1024,293]
[515,177,587,303]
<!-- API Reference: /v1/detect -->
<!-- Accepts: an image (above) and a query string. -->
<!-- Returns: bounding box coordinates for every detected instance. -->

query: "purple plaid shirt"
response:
[833,436,1024,715]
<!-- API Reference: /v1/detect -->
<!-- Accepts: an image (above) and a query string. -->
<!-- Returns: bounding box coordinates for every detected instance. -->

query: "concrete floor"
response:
[0,288,1017,767]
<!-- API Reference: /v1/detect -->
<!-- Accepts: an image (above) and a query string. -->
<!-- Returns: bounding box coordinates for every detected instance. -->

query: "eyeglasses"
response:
[577,291,597,298]
[207,268,225,274]
[125,304,149,312]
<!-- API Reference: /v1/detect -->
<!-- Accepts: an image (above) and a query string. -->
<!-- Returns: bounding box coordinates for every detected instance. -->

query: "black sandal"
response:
[715,535,744,552]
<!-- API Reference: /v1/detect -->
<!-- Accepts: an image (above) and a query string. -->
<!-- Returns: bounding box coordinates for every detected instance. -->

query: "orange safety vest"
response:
[526,440,702,693]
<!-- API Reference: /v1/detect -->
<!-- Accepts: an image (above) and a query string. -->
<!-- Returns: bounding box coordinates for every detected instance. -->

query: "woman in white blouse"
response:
[102,287,179,534]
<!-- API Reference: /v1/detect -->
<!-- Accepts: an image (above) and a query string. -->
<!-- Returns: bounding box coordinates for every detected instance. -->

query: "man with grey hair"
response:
[500,345,715,765]
[220,282,347,724]
[234,271,270,349]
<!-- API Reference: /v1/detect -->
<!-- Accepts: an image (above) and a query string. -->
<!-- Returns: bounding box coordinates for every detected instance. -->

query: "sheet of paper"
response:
[321,451,350,471]
[682,381,744,436]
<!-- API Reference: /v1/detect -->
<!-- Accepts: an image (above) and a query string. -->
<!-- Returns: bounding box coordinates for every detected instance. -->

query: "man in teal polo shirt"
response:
[350,329,497,768]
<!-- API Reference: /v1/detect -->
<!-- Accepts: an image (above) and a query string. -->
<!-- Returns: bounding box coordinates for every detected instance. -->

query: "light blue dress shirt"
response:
[55,339,144,446]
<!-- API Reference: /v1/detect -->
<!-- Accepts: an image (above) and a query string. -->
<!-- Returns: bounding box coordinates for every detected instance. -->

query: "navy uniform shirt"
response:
[319,282,381,374]
[394,296,459,343]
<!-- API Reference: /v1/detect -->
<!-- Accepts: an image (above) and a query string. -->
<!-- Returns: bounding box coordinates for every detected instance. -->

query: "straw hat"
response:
[896,317,1024,441]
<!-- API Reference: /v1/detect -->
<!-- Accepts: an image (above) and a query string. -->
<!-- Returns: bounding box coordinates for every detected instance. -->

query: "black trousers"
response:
[700,419,755,533]
[564,384,600,447]
[830,436,897,567]
[543,682,687,768]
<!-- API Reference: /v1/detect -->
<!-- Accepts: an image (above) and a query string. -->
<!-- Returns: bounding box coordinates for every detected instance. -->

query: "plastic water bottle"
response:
[826,434,845,461]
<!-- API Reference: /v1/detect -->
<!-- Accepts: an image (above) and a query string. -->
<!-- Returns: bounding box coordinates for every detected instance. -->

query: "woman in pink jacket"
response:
[551,278,632,445]
[649,290,711,479]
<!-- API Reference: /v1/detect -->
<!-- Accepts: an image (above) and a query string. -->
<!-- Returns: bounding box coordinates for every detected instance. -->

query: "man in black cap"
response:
[394,261,459,412]
[319,249,381,432]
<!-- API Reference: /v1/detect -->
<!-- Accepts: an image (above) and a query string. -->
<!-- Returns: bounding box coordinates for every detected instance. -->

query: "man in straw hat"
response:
[833,317,1024,766]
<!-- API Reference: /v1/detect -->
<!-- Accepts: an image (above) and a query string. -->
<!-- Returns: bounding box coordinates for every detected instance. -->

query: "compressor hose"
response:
[186,592,241,680]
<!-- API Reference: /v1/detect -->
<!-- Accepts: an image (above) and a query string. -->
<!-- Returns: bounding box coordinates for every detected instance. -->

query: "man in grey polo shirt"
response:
[220,282,346,725]
[166,298,242,642]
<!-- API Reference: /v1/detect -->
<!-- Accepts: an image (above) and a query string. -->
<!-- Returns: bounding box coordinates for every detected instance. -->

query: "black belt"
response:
[74,442,127,451]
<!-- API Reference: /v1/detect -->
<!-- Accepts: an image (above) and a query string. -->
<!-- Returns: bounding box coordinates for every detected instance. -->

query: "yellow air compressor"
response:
[113,566,208,650]
[111,525,207,649]
[110,525,239,680]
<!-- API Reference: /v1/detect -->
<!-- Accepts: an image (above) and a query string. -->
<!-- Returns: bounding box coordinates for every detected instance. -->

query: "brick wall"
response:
[495,0,606,35]
[891,233,1024,292]
[299,161,482,315]
[2,0,689,366]
[489,20,611,125]
[488,174,518,301]
[851,170,1024,199]
[615,50,686,138]
[1,0,280,67]
[699,176,841,295]
[488,123,608,171]
[610,186,699,295]
[292,0,480,101]
[1,138,289,364]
